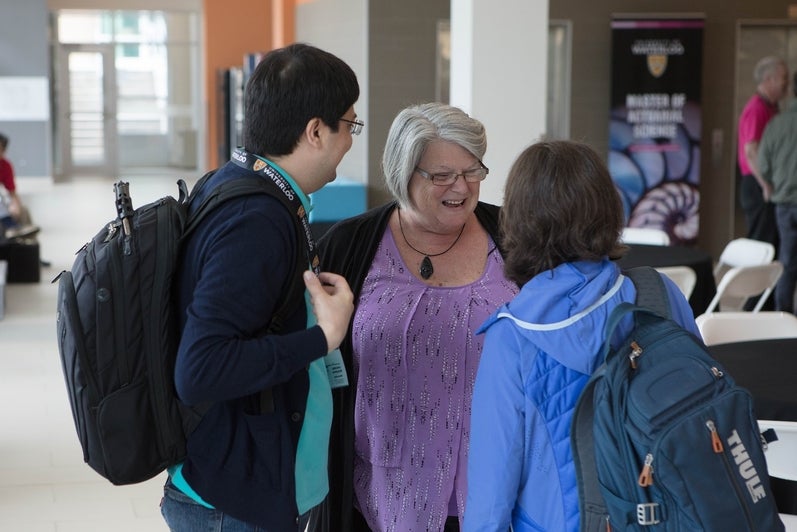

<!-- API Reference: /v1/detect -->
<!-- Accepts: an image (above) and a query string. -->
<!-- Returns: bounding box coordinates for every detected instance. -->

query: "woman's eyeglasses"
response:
[415,161,490,186]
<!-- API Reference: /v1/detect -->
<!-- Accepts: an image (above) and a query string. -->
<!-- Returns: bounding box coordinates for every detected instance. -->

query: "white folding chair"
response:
[655,266,697,300]
[621,226,671,246]
[704,261,784,313]
[714,238,776,285]
[758,419,797,481]
[694,311,797,345]
[780,514,797,531]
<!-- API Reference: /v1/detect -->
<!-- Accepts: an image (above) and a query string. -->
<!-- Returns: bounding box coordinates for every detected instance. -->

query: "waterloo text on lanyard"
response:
[230,147,320,275]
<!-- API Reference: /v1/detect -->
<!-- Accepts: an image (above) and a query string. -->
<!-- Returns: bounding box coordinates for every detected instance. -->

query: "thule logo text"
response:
[726,429,766,503]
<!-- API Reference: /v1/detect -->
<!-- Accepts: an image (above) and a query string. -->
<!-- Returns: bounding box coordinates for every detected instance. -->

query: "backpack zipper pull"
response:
[710,366,724,378]
[629,341,643,369]
[638,453,654,486]
[706,420,724,453]
[605,515,612,532]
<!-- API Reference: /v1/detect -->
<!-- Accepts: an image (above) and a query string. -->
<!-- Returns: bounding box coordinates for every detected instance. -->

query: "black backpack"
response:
[54,172,305,485]
[571,267,784,531]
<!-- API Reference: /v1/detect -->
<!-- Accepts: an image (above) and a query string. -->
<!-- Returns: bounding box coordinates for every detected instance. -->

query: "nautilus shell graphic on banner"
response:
[609,18,704,246]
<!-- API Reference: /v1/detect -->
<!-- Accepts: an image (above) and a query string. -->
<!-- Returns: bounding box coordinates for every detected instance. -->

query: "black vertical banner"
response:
[609,17,704,246]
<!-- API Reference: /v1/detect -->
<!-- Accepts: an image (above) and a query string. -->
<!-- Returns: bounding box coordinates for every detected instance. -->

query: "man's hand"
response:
[745,141,774,202]
[761,180,773,202]
[303,270,354,352]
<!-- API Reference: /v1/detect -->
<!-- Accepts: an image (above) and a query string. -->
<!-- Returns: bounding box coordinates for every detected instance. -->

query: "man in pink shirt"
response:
[737,56,789,247]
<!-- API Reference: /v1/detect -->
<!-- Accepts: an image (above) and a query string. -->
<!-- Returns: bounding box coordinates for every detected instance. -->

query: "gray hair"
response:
[754,56,785,84]
[382,102,487,208]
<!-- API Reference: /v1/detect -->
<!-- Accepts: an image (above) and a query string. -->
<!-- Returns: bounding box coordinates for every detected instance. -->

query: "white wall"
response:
[295,0,549,206]
[450,0,548,205]
[296,0,370,185]
[0,0,51,177]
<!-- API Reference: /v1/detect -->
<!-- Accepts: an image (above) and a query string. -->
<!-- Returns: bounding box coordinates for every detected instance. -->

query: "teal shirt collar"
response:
[255,155,314,216]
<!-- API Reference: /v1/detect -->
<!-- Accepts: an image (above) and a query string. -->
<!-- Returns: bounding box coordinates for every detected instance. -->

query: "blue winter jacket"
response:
[463,259,699,532]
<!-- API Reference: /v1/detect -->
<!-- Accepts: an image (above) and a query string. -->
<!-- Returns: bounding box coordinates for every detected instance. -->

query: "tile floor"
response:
[0,172,195,532]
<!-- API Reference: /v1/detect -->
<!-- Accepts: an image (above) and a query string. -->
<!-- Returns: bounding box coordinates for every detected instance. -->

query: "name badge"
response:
[324,349,349,389]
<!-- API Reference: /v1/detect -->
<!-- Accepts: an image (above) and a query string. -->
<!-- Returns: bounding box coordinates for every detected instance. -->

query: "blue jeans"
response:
[775,203,797,313]
[160,480,312,532]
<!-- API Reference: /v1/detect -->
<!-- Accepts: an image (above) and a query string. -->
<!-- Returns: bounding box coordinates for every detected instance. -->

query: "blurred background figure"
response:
[0,132,39,241]
[758,71,797,313]
[736,56,788,249]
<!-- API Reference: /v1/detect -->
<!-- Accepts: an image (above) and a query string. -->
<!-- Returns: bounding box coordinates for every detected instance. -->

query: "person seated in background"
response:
[463,140,699,532]
[0,132,39,241]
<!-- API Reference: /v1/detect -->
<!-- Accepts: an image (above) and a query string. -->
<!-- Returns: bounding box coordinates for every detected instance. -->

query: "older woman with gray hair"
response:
[317,102,517,532]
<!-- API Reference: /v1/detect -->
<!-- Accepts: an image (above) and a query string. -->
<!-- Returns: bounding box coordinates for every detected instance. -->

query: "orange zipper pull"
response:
[629,341,643,369]
[638,453,654,486]
[606,515,612,532]
[706,420,723,453]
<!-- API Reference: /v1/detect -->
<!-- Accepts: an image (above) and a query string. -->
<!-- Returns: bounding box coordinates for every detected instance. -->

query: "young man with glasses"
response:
[160,43,360,532]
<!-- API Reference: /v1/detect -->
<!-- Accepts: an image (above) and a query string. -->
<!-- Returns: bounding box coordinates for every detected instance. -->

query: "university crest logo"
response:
[647,54,667,78]
[253,159,266,172]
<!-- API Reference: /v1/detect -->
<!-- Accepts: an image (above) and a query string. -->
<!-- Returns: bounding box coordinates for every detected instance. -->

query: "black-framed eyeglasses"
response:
[415,160,490,186]
[339,117,365,136]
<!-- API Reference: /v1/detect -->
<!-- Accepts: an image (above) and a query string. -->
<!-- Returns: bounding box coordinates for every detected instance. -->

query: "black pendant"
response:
[419,256,434,279]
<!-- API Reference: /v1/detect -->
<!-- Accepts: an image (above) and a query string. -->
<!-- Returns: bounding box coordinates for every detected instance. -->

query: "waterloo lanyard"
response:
[230,147,319,275]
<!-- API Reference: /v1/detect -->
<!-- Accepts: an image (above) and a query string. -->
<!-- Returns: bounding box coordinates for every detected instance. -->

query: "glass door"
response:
[56,43,118,176]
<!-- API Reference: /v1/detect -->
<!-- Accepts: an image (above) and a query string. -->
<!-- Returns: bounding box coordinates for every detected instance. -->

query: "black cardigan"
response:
[316,200,504,532]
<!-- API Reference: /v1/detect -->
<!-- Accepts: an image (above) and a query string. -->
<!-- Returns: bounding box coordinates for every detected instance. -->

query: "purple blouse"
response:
[351,227,518,531]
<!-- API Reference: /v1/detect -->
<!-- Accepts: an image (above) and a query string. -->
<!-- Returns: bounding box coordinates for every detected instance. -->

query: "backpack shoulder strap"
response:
[183,172,307,334]
[623,265,671,318]
[184,172,295,236]
[572,365,610,532]
[180,172,311,417]
[572,265,671,531]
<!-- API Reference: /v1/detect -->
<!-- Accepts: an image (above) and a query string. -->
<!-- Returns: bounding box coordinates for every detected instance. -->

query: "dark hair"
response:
[501,140,627,286]
[0,133,8,150]
[243,43,360,157]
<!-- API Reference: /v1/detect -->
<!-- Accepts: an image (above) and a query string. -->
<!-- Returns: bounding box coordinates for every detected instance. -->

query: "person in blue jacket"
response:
[160,43,359,531]
[463,140,700,532]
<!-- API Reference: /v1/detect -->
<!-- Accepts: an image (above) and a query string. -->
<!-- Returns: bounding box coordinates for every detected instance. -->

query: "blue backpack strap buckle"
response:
[636,502,661,525]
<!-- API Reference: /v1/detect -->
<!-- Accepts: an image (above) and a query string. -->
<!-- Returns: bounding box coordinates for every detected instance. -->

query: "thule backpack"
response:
[571,266,784,531]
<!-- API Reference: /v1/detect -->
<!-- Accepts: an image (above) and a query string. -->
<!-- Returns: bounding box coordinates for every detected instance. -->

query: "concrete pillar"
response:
[450,0,548,205]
